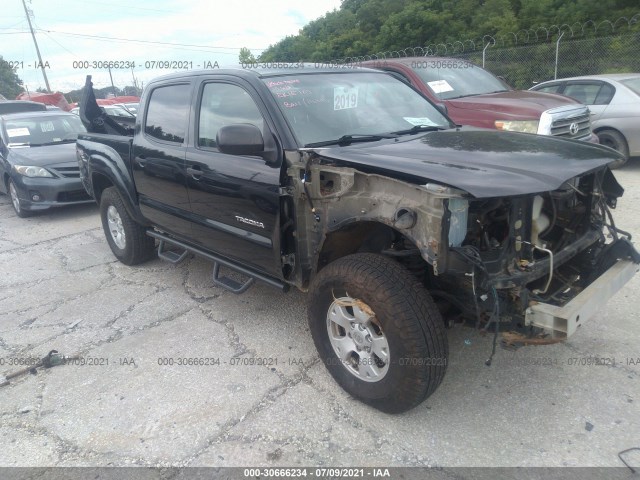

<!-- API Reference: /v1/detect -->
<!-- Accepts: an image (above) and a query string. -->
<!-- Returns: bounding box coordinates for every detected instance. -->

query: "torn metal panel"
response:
[288,159,452,280]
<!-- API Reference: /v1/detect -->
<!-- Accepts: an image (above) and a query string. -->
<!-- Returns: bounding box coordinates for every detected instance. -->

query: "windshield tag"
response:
[403,117,438,126]
[427,80,454,94]
[334,86,358,111]
[7,127,31,137]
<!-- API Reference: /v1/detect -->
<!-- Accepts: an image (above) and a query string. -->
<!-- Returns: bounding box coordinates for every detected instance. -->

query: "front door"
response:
[185,79,282,276]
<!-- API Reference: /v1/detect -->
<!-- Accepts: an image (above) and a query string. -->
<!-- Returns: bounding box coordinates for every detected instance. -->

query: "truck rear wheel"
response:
[100,187,155,265]
[308,253,448,413]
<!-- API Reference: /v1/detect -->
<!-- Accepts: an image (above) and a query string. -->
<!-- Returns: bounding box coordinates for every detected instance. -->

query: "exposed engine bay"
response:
[429,168,638,343]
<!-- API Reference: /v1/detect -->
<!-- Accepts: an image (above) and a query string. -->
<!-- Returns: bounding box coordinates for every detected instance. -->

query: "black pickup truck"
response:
[77,67,639,413]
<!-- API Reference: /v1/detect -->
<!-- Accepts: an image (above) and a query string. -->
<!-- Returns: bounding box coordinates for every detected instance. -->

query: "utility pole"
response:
[108,66,117,97]
[131,66,139,94]
[21,0,51,93]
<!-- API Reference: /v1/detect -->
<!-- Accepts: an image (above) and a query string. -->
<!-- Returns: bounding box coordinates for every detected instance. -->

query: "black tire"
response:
[598,129,629,169]
[8,178,32,218]
[100,187,155,265]
[308,253,448,413]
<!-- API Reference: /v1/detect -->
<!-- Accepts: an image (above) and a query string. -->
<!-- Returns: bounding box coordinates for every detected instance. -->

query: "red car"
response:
[362,57,598,143]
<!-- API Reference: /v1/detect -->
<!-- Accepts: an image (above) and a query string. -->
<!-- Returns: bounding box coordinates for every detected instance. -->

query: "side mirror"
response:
[216,124,264,156]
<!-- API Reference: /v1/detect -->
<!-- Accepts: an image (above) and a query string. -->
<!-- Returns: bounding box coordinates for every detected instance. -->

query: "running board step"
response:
[157,240,189,264]
[146,230,288,293]
[212,262,255,294]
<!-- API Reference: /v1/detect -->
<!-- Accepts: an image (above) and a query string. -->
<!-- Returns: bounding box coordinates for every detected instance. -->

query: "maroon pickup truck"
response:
[362,57,599,143]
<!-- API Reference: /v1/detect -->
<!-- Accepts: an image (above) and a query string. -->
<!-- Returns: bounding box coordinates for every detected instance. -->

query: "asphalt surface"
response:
[1,163,639,473]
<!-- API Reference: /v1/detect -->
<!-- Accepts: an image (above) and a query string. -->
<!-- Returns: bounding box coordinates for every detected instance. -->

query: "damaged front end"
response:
[430,167,639,341]
[287,150,639,344]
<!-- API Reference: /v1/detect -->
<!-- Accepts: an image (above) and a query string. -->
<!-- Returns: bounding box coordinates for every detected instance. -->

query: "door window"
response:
[534,84,562,94]
[197,83,265,149]
[563,83,604,105]
[593,83,615,105]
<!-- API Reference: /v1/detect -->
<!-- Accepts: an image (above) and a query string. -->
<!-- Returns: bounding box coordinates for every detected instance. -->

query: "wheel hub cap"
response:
[9,183,20,212]
[107,205,126,249]
[352,330,365,346]
[327,296,390,382]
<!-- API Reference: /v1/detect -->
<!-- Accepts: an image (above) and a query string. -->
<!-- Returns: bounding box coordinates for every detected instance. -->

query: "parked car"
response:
[115,102,139,115]
[102,104,136,119]
[71,105,134,117]
[0,111,93,217]
[70,104,135,131]
[0,100,47,115]
[530,74,640,168]
[101,105,136,130]
[361,57,598,143]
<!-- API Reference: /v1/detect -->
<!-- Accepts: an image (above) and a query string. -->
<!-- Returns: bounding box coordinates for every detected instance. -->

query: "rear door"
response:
[561,81,615,122]
[132,82,194,239]
[532,82,564,94]
[184,77,283,276]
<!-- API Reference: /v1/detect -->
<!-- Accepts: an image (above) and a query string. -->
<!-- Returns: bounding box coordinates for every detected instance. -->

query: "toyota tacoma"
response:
[77,67,638,413]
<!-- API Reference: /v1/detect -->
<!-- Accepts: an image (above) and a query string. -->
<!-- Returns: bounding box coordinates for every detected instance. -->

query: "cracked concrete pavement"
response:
[1,165,639,470]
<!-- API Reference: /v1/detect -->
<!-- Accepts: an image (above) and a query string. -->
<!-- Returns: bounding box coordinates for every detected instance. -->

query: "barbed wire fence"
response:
[333,14,640,89]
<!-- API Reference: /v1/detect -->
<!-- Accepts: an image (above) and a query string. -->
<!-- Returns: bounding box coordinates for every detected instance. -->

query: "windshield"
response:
[264,72,452,146]
[4,114,86,147]
[620,77,640,96]
[409,60,509,100]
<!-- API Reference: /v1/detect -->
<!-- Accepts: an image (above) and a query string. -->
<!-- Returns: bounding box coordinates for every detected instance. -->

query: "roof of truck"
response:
[144,63,383,84]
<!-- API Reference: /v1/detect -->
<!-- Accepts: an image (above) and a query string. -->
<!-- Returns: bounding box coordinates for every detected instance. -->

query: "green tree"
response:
[376,4,460,51]
[259,0,638,62]
[471,0,519,39]
[238,47,257,63]
[0,56,24,99]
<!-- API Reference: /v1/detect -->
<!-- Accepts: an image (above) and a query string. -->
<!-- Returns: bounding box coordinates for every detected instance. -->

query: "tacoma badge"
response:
[235,216,265,228]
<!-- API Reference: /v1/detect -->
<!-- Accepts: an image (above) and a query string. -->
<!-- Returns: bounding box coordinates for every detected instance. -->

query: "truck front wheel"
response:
[100,187,155,265]
[308,253,448,413]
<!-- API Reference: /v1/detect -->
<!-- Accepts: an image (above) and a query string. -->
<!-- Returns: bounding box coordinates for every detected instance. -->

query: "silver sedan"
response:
[530,73,640,168]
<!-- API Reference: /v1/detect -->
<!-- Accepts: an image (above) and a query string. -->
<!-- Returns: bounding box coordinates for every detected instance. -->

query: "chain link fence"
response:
[334,15,640,89]
[448,32,640,89]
